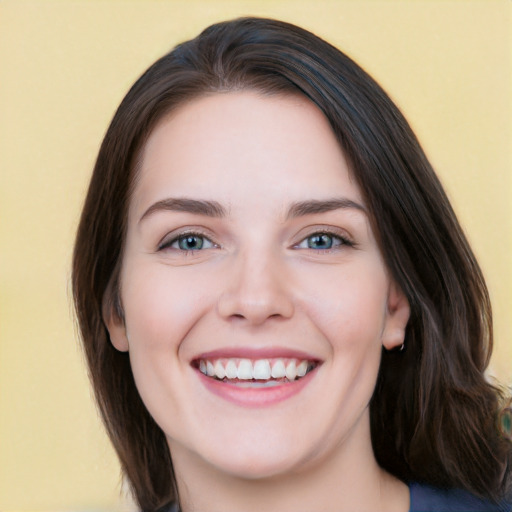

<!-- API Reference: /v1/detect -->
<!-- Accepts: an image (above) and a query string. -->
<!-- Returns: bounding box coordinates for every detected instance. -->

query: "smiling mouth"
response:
[193,357,319,387]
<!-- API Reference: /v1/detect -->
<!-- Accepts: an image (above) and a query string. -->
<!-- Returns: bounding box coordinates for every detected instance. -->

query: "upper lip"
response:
[191,347,321,363]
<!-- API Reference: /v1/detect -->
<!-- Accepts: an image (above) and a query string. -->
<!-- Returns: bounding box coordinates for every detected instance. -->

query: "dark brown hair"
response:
[72,17,511,511]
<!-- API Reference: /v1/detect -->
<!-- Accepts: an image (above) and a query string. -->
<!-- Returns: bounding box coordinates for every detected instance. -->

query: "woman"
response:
[72,17,511,511]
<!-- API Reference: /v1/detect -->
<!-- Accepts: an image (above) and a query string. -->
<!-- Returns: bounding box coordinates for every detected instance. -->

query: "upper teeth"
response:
[197,358,313,381]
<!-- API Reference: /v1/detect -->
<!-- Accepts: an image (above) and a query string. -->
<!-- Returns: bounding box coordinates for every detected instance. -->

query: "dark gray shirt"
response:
[409,482,510,512]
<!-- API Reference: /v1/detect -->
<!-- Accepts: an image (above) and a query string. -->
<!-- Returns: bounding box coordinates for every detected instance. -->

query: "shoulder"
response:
[409,482,511,512]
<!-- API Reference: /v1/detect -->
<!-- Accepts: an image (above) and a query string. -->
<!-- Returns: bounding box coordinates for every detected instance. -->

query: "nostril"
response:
[217,283,295,324]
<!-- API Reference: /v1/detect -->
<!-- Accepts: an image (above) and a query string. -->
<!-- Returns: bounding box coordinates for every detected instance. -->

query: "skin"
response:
[106,91,411,512]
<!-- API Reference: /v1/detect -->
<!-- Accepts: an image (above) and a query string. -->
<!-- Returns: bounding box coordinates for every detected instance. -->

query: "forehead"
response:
[131,91,362,217]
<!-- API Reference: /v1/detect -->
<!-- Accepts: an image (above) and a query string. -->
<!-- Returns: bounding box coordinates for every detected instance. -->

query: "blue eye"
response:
[177,234,206,251]
[159,233,215,252]
[307,233,336,249]
[296,232,350,251]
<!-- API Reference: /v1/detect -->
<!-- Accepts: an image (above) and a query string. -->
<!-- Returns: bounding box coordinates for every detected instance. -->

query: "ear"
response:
[381,281,410,350]
[102,283,129,352]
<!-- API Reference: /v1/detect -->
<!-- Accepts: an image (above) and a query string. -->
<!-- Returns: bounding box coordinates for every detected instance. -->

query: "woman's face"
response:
[106,91,409,480]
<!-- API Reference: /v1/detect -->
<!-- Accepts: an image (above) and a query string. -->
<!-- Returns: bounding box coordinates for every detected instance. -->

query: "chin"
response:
[206,451,307,481]
[169,426,317,482]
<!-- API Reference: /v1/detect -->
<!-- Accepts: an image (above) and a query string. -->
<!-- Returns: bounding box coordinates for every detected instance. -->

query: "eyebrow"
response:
[139,196,366,224]
[139,198,226,223]
[285,198,366,219]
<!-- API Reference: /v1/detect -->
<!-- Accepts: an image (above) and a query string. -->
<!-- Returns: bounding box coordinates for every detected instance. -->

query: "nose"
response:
[217,249,294,325]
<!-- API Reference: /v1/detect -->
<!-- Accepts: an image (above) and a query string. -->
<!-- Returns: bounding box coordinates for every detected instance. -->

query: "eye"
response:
[306,233,336,250]
[295,232,352,251]
[159,233,215,252]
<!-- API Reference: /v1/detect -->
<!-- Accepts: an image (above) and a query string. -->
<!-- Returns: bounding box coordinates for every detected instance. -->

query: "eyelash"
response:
[294,230,354,252]
[157,231,216,253]
[157,229,353,254]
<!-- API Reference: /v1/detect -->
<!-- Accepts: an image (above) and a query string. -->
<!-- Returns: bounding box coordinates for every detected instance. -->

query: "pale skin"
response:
[106,91,411,512]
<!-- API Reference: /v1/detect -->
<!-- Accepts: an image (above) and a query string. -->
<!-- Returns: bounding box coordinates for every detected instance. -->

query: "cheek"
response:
[118,262,214,430]
[299,261,389,352]
[121,261,215,351]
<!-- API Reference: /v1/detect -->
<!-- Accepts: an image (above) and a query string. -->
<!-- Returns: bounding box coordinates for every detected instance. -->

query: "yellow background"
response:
[0,0,510,510]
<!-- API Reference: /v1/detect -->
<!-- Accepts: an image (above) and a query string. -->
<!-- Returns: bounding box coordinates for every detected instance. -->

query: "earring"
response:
[385,343,405,353]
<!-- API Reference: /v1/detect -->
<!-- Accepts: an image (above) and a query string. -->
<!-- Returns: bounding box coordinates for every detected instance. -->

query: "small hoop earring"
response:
[385,343,405,353]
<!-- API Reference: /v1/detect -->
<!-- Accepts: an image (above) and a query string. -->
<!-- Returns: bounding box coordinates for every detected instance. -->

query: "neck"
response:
[169,412,409,512]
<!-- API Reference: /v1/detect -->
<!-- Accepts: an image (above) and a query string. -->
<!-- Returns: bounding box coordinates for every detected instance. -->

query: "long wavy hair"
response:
[72,17,511,511]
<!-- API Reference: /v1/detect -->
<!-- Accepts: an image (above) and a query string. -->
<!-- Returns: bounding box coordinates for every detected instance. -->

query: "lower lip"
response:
[196,370,317,408]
